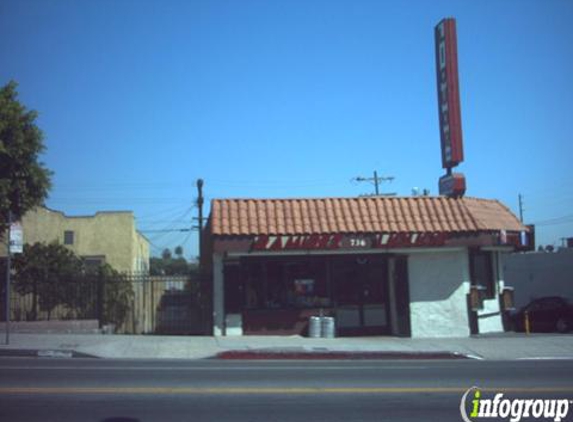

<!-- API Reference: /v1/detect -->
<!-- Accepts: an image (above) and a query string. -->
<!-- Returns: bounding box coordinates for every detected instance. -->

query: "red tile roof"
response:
[210,197,526,236]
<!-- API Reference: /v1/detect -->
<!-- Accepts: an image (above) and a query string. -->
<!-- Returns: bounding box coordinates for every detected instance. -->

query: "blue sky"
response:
[1,0,572,259]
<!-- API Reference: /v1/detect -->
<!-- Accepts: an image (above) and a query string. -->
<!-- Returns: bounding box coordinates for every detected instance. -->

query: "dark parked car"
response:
[155,291,195,335]
[511,297,573,333]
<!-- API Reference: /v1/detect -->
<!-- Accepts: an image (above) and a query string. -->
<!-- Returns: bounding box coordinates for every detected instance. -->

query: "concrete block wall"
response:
[504,248,573,309]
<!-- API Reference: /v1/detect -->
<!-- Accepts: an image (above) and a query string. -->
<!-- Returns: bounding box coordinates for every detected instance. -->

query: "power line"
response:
[50,197,188,203]
[139,219,193,224]
[147,226,198,258]
[55,181,192,189]
[178,226,196,260]
[136,204,194,221]
[207,178,340,187]
[146,207,194,242]
[139,228,193,233]
[55,178,347,190]
[533,214,573,226]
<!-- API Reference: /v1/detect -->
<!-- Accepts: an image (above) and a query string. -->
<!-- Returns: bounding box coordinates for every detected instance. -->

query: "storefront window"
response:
[239,257,396,311]
[264,261,283,308]
[244,263,260,309]
[241,258,331,310]
[284,261,330,308]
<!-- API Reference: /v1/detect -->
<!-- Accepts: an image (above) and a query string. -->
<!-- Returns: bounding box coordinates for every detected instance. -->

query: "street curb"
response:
[0,348,98,359]
[213,349,477,360]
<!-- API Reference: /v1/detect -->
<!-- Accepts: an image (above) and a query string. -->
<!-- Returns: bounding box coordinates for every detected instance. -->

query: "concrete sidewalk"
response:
[0,332,572,360]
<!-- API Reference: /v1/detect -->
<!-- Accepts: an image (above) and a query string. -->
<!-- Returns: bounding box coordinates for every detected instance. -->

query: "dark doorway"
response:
[393,256,411,337]
[332,255,390,336]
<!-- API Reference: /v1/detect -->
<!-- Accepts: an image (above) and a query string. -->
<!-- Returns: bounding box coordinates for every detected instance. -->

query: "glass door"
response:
[332,255,390,336]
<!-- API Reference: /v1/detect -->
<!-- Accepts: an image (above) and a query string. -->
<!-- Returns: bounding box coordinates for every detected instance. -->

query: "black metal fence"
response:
[1,274,212,335]
[130,275,212,335]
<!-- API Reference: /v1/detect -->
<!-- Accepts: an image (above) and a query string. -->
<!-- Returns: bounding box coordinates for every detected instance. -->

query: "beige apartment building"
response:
[2,206,149,274]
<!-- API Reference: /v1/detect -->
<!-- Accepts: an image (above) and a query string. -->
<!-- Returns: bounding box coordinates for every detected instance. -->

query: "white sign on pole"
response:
[9,222,23,254]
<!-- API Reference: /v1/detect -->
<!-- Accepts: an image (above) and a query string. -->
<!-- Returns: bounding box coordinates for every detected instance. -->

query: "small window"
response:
[64,230,74,245]
[470,251,495,299]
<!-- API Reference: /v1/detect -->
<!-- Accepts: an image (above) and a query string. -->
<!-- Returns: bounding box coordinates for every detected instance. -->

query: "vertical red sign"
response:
[435,18,464,169]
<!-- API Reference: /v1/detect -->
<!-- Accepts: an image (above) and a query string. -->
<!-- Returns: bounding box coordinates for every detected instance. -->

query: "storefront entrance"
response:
[332,256,389,336]
[223,254,403,336]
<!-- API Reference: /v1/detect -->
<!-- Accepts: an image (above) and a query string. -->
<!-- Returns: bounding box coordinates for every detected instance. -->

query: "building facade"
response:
[2,206,149,274]
[203,196,530,338]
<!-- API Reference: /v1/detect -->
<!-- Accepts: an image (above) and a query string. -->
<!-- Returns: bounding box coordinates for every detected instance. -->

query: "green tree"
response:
[150,248,190,276]
[161,248,172,260]
[11,242,133,328]
[12,242,83,320]
[167,257,189,275]
[95,264,133,329]
[0,81,52,230]
[149,257,166,276]
[188,261,199,276]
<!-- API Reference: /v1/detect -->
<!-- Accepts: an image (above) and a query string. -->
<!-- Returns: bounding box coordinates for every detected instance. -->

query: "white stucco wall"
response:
[477,298,504,333]
[408,250,471,338]
[476,251,504,334]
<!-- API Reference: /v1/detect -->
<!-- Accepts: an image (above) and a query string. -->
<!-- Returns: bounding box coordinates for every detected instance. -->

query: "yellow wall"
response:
[1,207,149,274]
[134,230,150,274]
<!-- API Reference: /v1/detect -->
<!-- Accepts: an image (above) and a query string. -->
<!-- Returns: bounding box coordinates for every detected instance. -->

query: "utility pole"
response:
[354,171,395,196]
[196,179,204,270]
[518,194,524,223]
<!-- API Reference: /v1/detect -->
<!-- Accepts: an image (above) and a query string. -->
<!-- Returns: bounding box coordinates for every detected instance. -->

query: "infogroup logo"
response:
[460,387,572,422]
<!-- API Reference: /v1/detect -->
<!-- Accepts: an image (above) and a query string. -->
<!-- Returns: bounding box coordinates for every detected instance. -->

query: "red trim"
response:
[435,18,464,169]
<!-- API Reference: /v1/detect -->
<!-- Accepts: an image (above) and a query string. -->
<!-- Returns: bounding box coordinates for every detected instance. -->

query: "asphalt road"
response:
[0,357,572,422]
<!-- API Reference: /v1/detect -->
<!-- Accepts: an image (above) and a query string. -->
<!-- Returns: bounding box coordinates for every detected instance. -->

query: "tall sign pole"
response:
[435,18,466,197]
[5,212,23,345]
